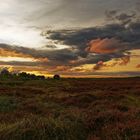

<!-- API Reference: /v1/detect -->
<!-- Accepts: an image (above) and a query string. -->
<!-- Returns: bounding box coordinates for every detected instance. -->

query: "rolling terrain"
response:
[0,78,140,140]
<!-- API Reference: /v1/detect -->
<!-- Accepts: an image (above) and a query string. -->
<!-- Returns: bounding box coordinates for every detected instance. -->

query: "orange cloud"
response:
[119,55,130,65]
[36,58,49,62]
[0,48,49,63]
[136,64,140,68]
[93,61,107,71]
[0,48,31,58]
[93,56,130,71]
[86,38,127,54]
[51,66,71,72]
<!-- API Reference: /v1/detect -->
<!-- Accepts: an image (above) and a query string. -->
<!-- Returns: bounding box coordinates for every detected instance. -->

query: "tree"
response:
[0,68,46,80]
[18,72,46,80]
[53,74,60,80]
[37,75,45,80]
[1,68,10,75]
[0,68,11,79]
[18,72,29,80]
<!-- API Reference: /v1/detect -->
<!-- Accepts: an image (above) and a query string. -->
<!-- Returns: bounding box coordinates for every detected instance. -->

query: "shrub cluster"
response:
[0,68,45,80]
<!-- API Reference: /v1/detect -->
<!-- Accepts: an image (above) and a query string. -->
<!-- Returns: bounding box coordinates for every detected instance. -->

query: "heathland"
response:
[0,78,140,140]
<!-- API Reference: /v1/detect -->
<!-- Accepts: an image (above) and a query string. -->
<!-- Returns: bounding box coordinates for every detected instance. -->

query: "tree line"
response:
[0,68,45,80]
[0,68,61,80]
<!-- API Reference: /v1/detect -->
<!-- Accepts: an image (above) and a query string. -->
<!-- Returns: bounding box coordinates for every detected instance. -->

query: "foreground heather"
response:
[0,78,140,140]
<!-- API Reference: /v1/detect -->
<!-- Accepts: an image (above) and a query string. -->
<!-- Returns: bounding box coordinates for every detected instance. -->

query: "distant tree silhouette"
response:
[53,74,60,80]
[0,68,46,80]
[36,75,45,80]
[18,72,45,80]
[0,68,11,79]
[18,72,28,80]
[1,68,10,74]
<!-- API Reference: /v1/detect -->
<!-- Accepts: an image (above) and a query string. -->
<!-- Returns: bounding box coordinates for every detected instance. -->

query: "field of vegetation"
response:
[0,78,140,140]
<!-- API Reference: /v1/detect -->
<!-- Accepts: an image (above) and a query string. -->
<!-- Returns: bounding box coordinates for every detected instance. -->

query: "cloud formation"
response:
[105,10,137,25]
[86,38,128,54]
[0,0,140,77]
[0,15,140,76]
[93,56,130,71]
[136,64,140,68]
[0,43,78,66]
[45,19,140,68]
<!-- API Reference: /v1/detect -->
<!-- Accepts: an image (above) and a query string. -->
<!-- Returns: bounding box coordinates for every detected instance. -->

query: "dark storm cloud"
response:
[0,44,78,65]
[1,19,139,69]
[105,10,137,25]
[45,19,140,66]
[0,10,140,70]
[0,43,119,68]
[46,22,140,49]
[116,13,136,24]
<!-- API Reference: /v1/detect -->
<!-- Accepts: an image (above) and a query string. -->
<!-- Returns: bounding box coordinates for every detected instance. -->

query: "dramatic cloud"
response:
[45,20,140,69]
[1,19,139,75]
[0,0,139,76]
[93,56,130,71]
[86,38,128,54]
[0,48,30,58]
[0,43,78,66]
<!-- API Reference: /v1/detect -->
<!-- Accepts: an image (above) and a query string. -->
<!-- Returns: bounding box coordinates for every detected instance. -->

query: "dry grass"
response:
[0,78,140,140]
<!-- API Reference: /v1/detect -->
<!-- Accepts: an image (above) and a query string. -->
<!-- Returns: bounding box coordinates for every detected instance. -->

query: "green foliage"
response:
[122,95,140,107]
[0,115,87,140]
[0,96,17,112]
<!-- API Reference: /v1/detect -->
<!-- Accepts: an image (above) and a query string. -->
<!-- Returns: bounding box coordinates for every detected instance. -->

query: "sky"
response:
[0,0,140,77]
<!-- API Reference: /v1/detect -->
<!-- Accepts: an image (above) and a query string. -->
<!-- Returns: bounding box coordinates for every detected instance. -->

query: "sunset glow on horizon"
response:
[0,0,140,77]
